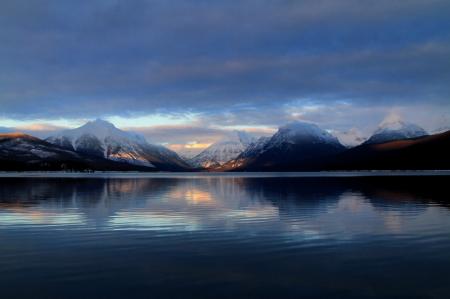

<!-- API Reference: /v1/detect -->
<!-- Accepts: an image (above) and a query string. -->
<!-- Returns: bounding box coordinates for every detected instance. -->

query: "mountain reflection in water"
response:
[0,176,449,299]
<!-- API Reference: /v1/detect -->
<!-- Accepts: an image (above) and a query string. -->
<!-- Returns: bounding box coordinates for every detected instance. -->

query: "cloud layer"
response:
[0,0,449,147]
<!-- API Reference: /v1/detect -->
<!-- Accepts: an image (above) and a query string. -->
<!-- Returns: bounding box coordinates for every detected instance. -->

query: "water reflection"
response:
[1,176,450,299]
[0,176,449,237]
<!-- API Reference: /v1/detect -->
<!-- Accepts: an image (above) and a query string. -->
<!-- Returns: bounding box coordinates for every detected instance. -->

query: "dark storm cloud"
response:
[0,0,450,119]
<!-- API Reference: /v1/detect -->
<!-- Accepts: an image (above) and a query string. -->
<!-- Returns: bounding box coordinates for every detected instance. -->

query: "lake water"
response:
[0,174,449,298]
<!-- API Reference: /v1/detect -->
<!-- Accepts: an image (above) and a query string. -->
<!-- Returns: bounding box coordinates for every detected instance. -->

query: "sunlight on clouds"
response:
[0,118,82,129]
[186,142,212,149]
[168,142,212,151]
[168,142,211,158]
[14,123,66,131]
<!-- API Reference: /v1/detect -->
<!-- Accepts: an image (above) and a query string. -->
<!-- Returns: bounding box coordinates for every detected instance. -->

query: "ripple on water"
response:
[0,176,450,298]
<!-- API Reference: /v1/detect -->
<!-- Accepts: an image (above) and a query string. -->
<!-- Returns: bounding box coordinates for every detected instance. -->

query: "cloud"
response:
[14,123,66,132]
[0,0,449,122]
[0,123,67,138]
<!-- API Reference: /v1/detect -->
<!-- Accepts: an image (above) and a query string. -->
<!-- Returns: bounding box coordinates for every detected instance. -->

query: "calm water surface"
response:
[0,175,449,298]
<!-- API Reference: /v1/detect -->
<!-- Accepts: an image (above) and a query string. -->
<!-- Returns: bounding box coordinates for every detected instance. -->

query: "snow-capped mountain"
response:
[268,122,343,148]
[240,136,271,158]
[364,118,428,145]
[46,119,189,171]
[0,132,164,171]
[217,136,271,170]
[188,130,256,168]
[221,122,346,171]
[333,128,367,148]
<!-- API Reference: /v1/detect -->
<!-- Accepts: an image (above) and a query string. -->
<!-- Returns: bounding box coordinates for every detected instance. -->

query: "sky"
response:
[1,0,450,153]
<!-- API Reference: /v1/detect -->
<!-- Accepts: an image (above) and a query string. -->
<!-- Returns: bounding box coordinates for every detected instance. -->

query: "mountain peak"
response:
[280,121,322,133]
[365,115,428,145]
[275,121,340,145]
[51,119,145,145]
[378,113,405,130]
[46,119,189,170]
[224,121,346,171]
[90,118,115,126]
[82,119,117,131]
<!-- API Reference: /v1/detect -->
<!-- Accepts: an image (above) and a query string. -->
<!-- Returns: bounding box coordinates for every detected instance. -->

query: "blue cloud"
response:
[0,0,449,124]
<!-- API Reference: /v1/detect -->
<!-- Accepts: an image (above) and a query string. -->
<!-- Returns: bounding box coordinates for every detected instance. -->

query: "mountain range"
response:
[1,118,448,171]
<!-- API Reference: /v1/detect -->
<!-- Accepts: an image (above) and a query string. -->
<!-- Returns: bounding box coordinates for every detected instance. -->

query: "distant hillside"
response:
[327,130,450,170]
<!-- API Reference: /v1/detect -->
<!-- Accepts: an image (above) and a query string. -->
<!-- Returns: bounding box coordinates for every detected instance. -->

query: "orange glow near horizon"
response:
[14,123,67,132]
[169,142,211,151]
[186,142,212,149]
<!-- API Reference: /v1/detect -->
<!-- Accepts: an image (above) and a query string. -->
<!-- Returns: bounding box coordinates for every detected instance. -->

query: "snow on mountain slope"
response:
[188,130,256,168]
[0,133,81,163]
[46,119,189,170]
[217,136,271,170]
[333,128,367,148]
[364,116,428,145]
[49,119,146,147]
[268,122,342,148]
[240,136,271,158]
[219,122,345,171]
[0,132,165,171]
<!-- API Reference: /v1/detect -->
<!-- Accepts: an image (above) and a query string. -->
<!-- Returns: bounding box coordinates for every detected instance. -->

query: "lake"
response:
[0,173,449,298]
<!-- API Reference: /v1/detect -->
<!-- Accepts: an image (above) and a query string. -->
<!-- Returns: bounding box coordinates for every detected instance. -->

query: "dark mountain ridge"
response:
[327,130,450,170]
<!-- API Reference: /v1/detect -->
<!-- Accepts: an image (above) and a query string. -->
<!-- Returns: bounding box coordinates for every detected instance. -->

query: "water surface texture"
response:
[0,175,449,298]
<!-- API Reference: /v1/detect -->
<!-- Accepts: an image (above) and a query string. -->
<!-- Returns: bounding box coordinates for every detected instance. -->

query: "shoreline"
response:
[0,170,450,178]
